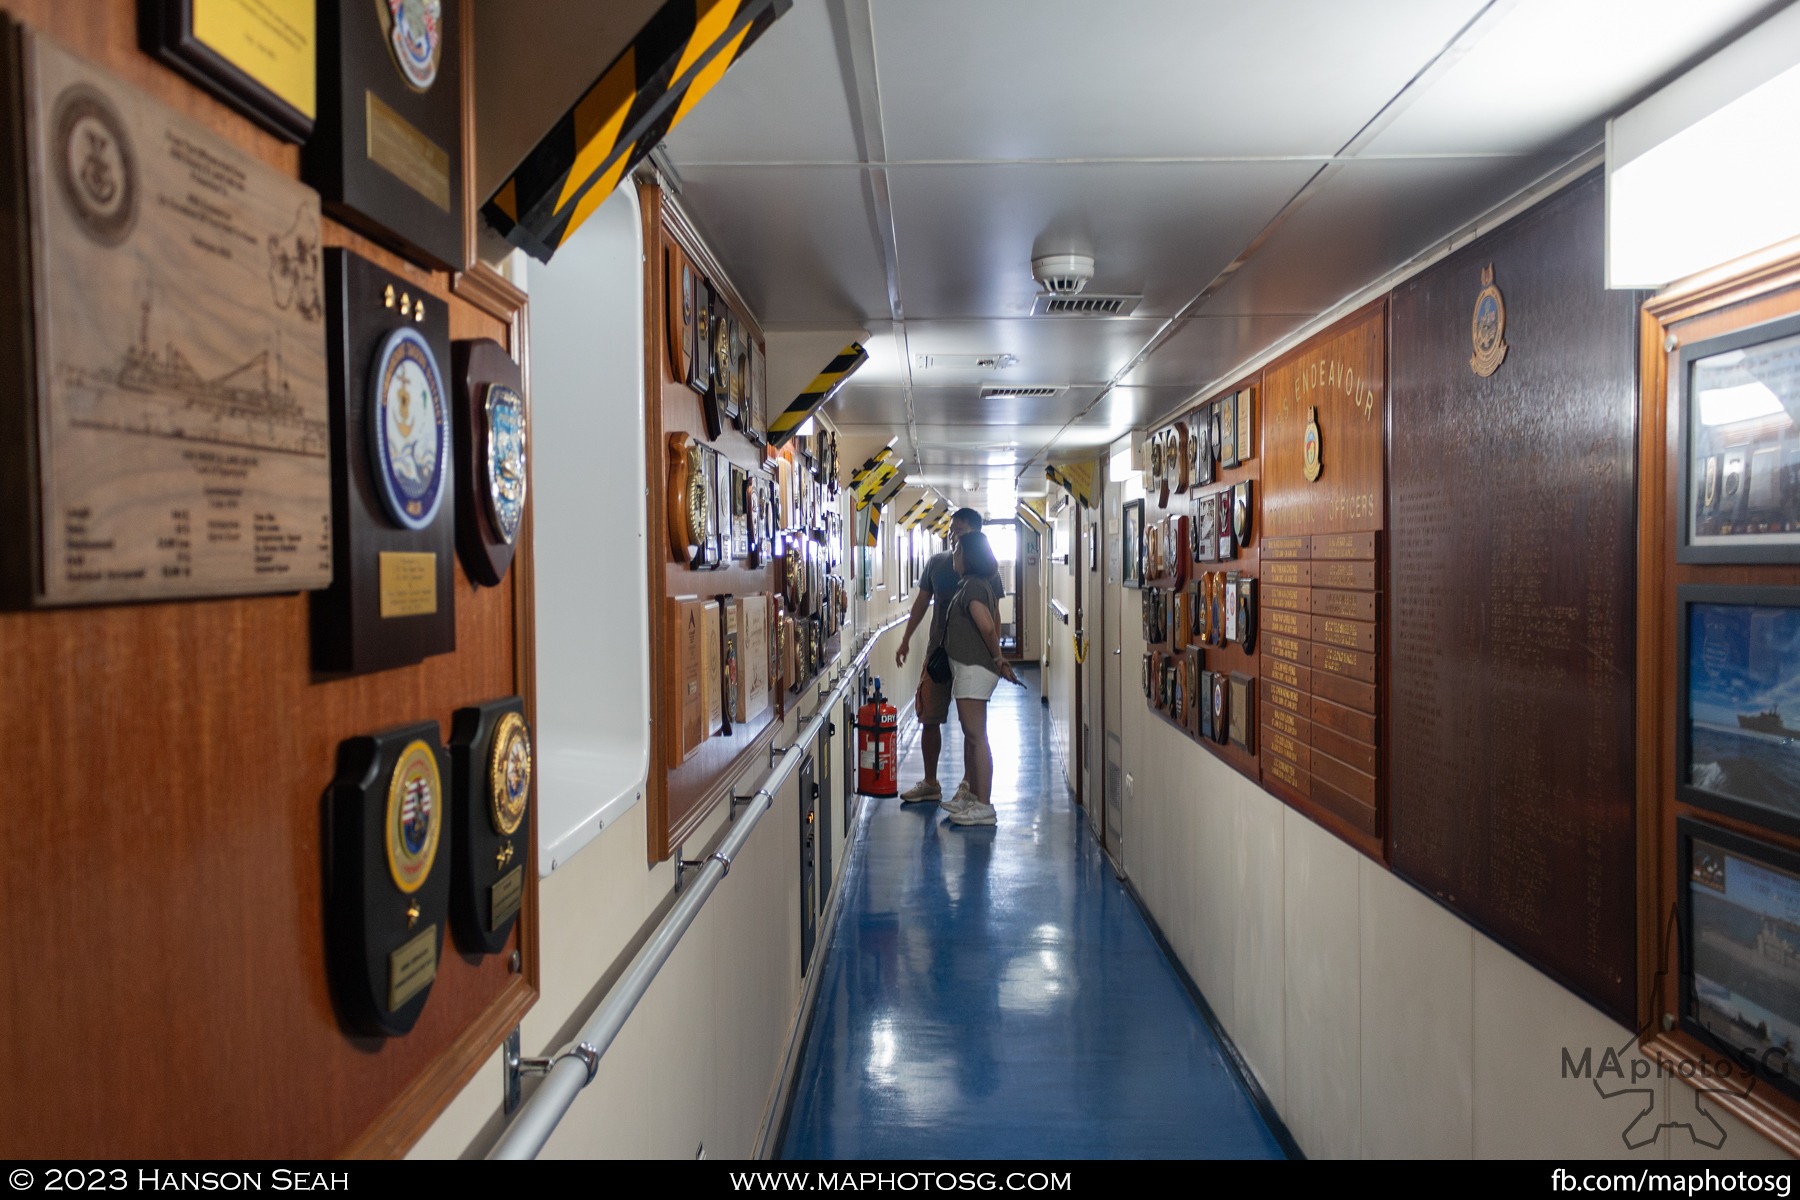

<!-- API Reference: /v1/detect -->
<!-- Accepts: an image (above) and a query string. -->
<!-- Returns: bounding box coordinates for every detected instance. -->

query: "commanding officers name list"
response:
[1257,532,1381,837]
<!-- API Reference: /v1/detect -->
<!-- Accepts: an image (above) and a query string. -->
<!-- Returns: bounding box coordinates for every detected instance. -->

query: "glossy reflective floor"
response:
[780,667,1287,1159]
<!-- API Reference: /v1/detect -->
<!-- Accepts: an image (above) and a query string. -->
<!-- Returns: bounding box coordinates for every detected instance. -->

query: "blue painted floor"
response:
[780,666,1287,1160]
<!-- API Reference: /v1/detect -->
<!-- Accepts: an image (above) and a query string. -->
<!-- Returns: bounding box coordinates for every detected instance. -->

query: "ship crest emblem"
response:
[369,326,448,531]
[53,87,137,246]
[1302,406,1322,482]
[1470,262,1508,378]
[386,740,442,894]
[382,0,443,92]
[483,384,527,544]
[488,713,531,837]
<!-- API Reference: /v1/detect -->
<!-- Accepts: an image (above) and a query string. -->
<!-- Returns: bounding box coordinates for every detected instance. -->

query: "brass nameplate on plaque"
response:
[1260,536,1311,561]
[379,551,439,617]
[1265,609,1304,638]
[1262,727,1309,771]
[1265,753,1309,796]
[1267,681,1304,715]
[387,924,438,1011]
[1312,587,1376,622]
[1264,561,1312,588]
[1315,560,1376,591]
[1263,585,1310,614]
[1313,615,1377,654]
[1266,634,1306,664]
[1313,532,1376,561]
[488,864,524,931]
[1313,643,1376,684]
[366,91,450,211]
[1268,705,1310,743]
[1265,658,1310,692]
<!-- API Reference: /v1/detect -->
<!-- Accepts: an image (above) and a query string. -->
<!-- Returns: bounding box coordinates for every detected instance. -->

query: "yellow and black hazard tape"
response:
[863,503,882,547]
[483,0,792,262]
[896,497,930,529]
[769,343,868,450]
[1045,463,1094,508]
[848,445,893,491]
[854,460,899,506]
[868,469,908,509]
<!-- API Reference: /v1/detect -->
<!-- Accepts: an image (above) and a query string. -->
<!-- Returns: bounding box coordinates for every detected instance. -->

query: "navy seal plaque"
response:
[326,721,451,1037]
[311,249,455,676]
[303,0,462,270]
[449,697,530,954]
[452,338,526,587]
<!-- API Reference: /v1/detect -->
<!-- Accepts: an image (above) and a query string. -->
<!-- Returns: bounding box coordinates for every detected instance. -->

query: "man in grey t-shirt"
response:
[894,508,1004,805]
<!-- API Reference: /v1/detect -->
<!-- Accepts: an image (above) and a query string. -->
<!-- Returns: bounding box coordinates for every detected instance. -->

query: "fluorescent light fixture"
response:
[1699,380,1785,427]
[796,417,816,438]
[1607,3,1800,288]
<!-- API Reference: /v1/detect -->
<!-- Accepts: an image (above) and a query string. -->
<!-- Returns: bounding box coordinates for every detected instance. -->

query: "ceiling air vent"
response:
[979,385,1066,399]
[1031,293,1141,317]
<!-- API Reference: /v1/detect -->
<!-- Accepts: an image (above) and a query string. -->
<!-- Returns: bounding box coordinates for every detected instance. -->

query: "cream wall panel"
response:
[1232,777,1287,1110]
[1471,933,1659,1159]
[1190,754,1239,1035]
[1358,862,1473,1158]
[1282,809,1362,1159]
[1665,1090,1791,1160]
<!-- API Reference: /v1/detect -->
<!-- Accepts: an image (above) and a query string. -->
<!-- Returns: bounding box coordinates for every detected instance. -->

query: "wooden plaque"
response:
[447,696,530,956]
[1387,174,1638,1022]
[1262,302,1385,539]
[303,0,463,270]
[452,338,525,588]
[0,23,331,608]
[310,249,456,676]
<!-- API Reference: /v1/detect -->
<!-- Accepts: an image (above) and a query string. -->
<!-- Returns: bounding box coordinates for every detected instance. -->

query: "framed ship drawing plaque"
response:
[326,721,451,1037]
[0,22,331,609]
[452,338,525,587]
[304,0,464,270]
[311,249,456,676]
[1677,585,1800,839]
[1678,313,1800,563]
[140,0,317,142]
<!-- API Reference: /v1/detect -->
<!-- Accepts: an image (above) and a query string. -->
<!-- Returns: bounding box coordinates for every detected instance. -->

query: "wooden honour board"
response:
[1258,302,1386,856]
[1387,174,1639,1023]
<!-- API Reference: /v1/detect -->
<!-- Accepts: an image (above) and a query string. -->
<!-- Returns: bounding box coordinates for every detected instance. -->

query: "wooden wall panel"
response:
[0,0,532,1157]
[1388,173,1640,1023]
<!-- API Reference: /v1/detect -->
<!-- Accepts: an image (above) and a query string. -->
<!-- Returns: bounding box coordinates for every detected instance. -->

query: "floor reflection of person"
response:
[940,530,1021,827]
[894,508,999,808]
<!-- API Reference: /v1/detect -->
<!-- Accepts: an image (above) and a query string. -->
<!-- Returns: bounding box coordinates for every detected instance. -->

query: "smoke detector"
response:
[1032,253,1095,296]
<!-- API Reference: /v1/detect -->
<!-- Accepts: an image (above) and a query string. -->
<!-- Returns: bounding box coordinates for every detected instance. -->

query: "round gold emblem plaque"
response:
[386,740,442,894]
[1470,262,1508,378]
[488,712,531,837]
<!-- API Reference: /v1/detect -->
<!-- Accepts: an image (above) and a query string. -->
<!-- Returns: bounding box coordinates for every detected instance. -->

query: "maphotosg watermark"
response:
[1560,1031,1782,1151]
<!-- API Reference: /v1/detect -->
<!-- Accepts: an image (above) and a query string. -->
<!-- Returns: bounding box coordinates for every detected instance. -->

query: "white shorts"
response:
[950,659,1000,701]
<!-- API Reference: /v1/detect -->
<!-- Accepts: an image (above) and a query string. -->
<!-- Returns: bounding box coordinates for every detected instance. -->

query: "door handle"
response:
[1112,648,1121,656]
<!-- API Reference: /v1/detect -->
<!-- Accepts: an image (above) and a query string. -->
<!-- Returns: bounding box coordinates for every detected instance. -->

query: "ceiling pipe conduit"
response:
[488,615,908,1160]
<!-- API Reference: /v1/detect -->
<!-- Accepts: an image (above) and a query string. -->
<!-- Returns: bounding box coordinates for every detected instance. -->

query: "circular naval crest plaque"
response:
[386,739,442,894]
[1302,406,1323,482]
[1470,262,1508,377]
[369,326,449,531]
[488,712,532,837]
[53,86,137,246]
[379,0,444,91]
[483,383,527,544]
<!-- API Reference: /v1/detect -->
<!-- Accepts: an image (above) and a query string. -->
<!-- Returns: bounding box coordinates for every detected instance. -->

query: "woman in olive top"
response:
[940,531,1021,826]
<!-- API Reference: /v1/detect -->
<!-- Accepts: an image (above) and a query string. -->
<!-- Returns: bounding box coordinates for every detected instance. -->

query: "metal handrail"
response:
[489,615,906,1159]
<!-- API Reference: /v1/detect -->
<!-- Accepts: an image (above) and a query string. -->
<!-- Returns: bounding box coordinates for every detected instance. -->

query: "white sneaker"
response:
[940,783,976,813]
[948,801,996,826]
[899,780,942,803]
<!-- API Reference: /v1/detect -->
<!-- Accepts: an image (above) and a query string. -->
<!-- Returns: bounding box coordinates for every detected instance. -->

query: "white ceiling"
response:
[658,0,1788,516]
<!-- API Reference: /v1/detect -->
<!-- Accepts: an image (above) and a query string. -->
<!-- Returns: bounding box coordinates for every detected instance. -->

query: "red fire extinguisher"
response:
[856,681,898,798]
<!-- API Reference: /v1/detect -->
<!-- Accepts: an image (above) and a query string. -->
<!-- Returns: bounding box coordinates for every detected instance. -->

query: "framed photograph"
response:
[1194,494,1218,563]
[1678,817,1800,1104]
[1678,585,1800,837]
[1195,408,1214,486]
[1123,499,1145,588]
[141,0,316,142]
[1679,313,1800,563]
